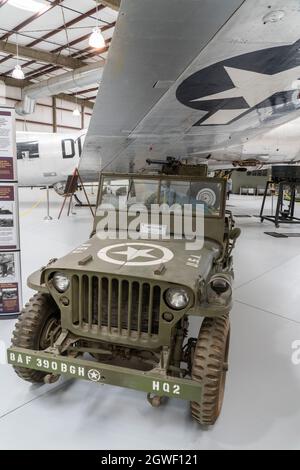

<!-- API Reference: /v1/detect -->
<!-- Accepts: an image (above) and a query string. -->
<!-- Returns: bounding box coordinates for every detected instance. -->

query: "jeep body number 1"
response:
[152,380,181,396]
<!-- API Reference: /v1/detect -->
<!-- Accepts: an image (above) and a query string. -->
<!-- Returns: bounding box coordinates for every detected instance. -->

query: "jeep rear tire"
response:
[191,315,230,426]
[12,293,61,384]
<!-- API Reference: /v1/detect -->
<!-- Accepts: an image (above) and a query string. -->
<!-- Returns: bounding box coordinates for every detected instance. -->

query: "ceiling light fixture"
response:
[73,107,81,117]
[12,64,25,80]
[12,33,24,80]
[8,0,47,13]
[73,95,81,117]
[89,2,105,49]
[89,27,105,49]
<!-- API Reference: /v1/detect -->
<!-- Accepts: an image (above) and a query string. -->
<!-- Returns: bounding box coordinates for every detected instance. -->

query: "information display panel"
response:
[0,107,22,318]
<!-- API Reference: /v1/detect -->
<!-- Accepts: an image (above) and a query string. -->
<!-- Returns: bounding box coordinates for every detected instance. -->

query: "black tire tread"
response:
[11,293,59,384]
[191,315,230,426]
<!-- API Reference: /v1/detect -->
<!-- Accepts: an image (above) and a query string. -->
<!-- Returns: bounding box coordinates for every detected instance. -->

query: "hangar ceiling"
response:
[0,0,119,109]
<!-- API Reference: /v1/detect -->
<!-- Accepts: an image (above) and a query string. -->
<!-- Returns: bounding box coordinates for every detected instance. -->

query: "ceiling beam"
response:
[69,86,99,96]
[3,21,115,78]
[0,0,64,41]
[28,5,105,48]
[100,0,120,11]
[0,4,103,67]
[0,40,86,69]
[0,76,95,109]
[73,42,111,61]
[56,92,95,109]
[19,21,115,79]
[39,43,111,74]
[24,37,112,81]
[0,76,32,88]
[51,21,115,54]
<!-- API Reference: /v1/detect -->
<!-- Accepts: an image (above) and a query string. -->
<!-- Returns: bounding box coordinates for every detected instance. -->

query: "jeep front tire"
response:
[191,315,230,426]
[12,293,61,383]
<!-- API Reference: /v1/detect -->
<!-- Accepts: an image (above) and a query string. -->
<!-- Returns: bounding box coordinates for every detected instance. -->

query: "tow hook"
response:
[44,374,60,384]
[147,393,165,407]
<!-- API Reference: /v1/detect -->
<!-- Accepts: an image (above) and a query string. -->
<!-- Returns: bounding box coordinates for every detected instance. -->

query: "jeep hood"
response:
[47,236,221,288]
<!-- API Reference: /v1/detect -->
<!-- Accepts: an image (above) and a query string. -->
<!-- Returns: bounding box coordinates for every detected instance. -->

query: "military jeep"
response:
[8,164,240,426]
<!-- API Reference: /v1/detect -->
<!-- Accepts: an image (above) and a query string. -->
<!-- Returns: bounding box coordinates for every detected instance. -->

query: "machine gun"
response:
[146,157,208,177]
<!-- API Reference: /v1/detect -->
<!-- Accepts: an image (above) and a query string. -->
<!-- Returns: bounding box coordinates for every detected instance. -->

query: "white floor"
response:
[1,189,300,450]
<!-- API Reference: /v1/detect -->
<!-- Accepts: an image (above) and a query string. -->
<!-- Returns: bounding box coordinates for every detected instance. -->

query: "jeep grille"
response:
[71,274,161,338]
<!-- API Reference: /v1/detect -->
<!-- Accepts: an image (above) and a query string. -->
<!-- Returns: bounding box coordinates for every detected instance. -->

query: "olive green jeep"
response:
[8,163,240,426]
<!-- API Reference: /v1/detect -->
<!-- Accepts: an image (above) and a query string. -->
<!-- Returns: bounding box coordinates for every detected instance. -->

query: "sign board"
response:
[0,107,22,318]
[0,109,16,180]
[0,183,20,250]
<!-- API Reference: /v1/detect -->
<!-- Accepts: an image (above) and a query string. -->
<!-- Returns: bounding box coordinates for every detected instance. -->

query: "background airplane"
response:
[16,131,86,194]
[197,117,300,169]
[16,113,300,193]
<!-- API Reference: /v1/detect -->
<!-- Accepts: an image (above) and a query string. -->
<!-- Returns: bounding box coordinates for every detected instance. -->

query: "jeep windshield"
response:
[98,176,224,218]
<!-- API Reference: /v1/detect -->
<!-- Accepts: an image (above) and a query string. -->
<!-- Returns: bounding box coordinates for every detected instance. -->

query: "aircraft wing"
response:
[80,0,300,178]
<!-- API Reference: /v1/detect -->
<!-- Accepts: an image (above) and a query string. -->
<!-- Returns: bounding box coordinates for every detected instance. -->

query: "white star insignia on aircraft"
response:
[191,65,300,125]
[112,246,157,261]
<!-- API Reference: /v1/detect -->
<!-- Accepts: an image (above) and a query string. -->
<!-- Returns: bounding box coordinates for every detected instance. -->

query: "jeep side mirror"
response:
[230,228,241,240]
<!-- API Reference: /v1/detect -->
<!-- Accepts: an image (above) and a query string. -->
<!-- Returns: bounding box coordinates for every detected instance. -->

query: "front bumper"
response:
[7,347,202,402]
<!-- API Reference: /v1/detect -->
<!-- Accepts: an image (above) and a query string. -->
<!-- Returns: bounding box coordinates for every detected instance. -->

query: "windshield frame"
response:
[97,172,226,220]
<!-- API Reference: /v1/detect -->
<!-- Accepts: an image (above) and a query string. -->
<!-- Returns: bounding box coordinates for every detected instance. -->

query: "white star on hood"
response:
[112,246,157,261]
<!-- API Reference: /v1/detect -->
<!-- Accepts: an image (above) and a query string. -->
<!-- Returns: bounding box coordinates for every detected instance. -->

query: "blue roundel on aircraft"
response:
[176,40,300,126]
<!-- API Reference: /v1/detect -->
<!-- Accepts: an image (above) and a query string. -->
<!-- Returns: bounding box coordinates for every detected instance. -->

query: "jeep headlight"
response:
[165,287,190,310]
[52,272,70,293]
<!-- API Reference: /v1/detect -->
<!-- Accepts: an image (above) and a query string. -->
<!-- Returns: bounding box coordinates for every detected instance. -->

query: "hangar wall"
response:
[0,85,92,134]
[232,171,269,194]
